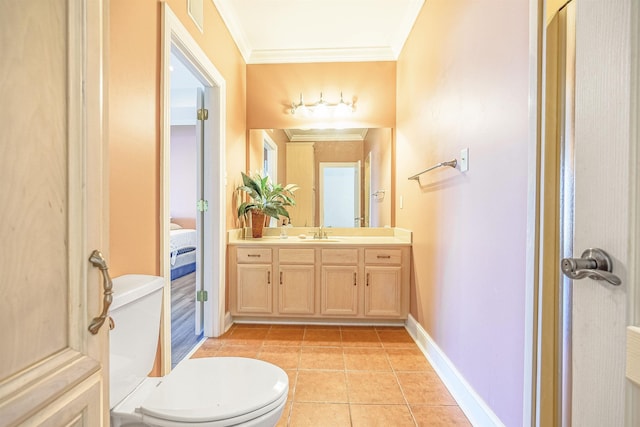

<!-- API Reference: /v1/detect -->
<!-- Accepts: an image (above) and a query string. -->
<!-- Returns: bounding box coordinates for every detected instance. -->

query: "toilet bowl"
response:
[109,275,288,427]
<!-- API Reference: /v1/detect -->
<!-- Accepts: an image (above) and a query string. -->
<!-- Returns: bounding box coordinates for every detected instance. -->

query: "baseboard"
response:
[405,314,505,427]
[223,311,233,333]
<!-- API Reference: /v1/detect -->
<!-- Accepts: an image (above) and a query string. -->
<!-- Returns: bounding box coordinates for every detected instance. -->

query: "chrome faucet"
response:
[314,225,328,239]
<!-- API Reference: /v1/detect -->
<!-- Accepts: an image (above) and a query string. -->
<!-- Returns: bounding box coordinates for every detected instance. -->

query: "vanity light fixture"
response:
[290,92,355,118]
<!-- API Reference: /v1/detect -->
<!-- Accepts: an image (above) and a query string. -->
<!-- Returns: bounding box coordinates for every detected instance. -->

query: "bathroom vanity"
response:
[227,228,412,323]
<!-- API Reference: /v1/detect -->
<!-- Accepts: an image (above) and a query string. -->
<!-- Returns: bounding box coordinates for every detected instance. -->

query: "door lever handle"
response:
[88,250,114,334]
[561,248,621,286]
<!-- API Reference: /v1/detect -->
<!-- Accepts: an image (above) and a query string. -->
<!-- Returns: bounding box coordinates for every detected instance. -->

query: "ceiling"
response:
[212,0,425,64]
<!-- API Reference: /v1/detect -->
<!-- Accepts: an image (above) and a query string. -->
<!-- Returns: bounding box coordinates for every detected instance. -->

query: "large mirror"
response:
[249,128,393,228]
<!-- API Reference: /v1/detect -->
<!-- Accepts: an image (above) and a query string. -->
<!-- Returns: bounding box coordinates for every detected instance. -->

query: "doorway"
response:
[168,51,205,367]
[161,5,227,374]
[319,162,361,227]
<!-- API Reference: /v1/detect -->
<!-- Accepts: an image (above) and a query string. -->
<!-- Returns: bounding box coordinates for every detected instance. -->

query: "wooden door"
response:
[0,0,108,425]
[567,1,636,425]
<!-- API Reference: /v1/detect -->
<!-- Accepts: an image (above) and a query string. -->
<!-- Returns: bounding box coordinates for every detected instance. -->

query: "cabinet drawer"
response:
[279,248,314,264]
[365,249,401,265]
[322,248,358,264]
[237,247,272,263]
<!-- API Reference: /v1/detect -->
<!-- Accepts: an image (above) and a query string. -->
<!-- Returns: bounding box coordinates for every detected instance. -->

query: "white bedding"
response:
[170,229,197,266]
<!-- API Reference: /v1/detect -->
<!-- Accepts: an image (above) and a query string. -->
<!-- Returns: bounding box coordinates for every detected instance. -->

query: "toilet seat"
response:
[128,357,288,426]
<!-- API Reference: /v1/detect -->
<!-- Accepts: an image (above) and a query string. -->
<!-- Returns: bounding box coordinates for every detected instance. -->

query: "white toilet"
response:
[109,275,288,427]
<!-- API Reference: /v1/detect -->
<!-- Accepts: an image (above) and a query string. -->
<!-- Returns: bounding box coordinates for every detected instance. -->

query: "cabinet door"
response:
[365,266,402,317]
[321,265,359,316]
[237,264,273,314]
[279,265,315,315]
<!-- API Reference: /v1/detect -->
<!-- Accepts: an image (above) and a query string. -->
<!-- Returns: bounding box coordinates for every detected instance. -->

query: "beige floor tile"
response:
[350,404,415,427]
[299,346,345,370]
[286,370,298,400]
[222,328,268,345]
[344,347,392,371]
[304,324,338,330]
[200,339,223,350]
[289,403,351,427]
[191,325,469,427]
[275,401,293,427]
[346,372,405,404]
[190,348,217,358]
[258,347,301,370]
[295,371,348,403]
[411,405,471,426]
[303,329,342,346]
[386,348,434,372]
[215,344,261,358]
[341,329,382,347]
[233,323,271,329]
[341,325,377,332]
[377,329,417,348]
[397,372,457,405]
[264,329,305,346]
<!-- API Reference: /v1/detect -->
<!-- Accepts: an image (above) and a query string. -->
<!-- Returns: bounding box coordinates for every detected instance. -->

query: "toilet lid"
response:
[139,357,288,423]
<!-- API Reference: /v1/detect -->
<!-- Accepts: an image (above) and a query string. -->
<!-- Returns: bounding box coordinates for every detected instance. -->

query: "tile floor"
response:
[191,324,471,427]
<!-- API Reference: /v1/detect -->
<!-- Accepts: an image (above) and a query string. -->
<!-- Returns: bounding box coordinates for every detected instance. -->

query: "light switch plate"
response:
[460,148,469,172]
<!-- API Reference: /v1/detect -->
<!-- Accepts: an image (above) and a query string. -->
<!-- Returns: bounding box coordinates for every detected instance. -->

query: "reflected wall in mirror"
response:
[249,128,393,228]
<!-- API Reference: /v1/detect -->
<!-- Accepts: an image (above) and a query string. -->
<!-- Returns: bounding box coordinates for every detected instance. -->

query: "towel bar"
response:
[408,159,457,181]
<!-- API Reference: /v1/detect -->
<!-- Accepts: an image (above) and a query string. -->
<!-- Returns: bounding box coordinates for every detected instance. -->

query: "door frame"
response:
[160,5,227,374]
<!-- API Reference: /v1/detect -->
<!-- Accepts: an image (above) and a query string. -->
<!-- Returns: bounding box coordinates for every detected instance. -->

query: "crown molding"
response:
[211,0,251,62]
[284,128,369,142]
[248,47,397,64]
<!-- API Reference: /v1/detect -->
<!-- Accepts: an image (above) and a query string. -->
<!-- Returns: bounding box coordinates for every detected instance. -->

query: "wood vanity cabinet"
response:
[234,248,273,314]
[320,249,359,316]
[364,249,403,317]
[229,243,410,321]
[278,249,315,315]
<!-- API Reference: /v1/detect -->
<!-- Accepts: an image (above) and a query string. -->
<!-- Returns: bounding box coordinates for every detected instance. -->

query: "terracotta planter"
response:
[251,210,266,238]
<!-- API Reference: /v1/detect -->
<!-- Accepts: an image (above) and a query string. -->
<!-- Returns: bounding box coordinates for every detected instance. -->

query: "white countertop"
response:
[227,227,412,246]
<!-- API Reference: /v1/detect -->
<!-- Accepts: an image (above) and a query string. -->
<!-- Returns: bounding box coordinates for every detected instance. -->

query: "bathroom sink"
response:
[297,238,342,243]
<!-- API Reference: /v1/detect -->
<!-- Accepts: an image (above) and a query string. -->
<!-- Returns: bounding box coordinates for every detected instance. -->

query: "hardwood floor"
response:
[171,272,203,368]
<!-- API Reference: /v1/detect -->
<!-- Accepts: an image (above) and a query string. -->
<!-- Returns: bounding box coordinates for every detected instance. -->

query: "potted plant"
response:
[236,171,298,238]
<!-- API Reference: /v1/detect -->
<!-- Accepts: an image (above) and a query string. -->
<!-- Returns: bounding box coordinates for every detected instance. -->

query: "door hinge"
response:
[196,290,208,302]
[197,199,209,212]
[197,108,209,120]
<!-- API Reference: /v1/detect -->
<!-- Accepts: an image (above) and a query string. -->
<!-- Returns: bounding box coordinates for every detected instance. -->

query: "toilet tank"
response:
[108,274,164,408]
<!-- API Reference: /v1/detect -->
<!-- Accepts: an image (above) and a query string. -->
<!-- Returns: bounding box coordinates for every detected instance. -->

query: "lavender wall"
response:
[170,125,197,221]
[396,1,530,425]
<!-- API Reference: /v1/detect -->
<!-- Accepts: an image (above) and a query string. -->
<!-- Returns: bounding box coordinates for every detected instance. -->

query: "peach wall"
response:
[363,128,392,227]
[396,1,529,426]
[248,129,263,173]
[246,62,396,130]
[109,0,160,277]
[109,0,246,276]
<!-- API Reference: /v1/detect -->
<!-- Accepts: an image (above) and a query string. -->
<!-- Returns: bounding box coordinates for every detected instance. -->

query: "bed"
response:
[170,227,197,280]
